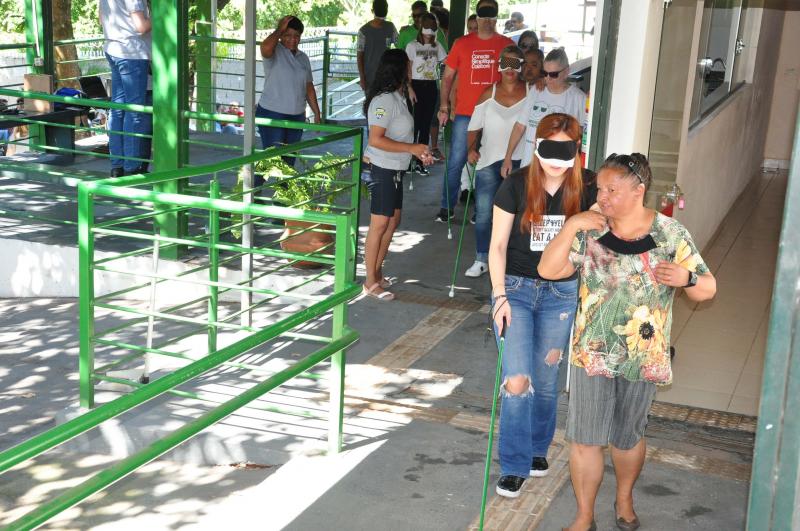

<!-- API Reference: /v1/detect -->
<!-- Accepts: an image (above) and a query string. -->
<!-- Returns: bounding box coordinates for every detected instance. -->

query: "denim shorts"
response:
[566,367,657,450]
[367,164,404,217]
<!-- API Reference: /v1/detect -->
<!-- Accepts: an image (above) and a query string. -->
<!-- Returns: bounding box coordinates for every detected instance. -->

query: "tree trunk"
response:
[52,0,81,89]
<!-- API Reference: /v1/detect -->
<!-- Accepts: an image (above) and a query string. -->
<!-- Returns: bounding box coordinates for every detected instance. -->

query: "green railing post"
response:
[78,185,96,408]
[23,0,52,149]
[321,31,330,123]
[195,0,214,133]
[747,104,800,531]
[151,0,189,259]
[327,133,362,455]
[208,179,220,354]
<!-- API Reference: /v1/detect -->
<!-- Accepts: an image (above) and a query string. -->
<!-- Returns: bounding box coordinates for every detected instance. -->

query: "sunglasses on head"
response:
[498,56,523,72]
[543,67,567,78]
[606,153,645,184]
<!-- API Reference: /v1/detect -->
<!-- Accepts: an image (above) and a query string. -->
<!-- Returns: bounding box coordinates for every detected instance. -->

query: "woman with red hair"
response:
[488,113,596,498]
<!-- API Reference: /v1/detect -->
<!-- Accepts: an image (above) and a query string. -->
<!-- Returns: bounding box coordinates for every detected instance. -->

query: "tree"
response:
[53,0,81,89]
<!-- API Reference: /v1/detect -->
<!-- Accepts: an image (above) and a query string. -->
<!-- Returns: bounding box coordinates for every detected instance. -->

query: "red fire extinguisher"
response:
[660,184,685,217]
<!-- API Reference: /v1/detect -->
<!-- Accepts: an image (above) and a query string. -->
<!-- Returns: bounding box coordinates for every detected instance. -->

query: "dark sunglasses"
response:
[543,67,567,78]
[606,153,645,183]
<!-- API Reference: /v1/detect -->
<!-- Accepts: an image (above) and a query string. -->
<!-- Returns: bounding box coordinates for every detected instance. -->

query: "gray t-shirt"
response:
[357,21,398,90]
[517,84,587,166]
[100,0,151,60]
[258,43,313,115]
[364,91,413,170]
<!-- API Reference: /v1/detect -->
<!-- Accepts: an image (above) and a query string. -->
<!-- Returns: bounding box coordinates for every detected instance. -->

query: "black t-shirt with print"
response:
[493,165,597,279]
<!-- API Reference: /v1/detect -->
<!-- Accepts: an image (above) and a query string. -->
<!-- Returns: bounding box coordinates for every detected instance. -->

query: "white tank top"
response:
[468,84,528,170]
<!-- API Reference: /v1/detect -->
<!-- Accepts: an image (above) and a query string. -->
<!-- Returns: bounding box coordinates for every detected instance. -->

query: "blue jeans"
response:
[106,54,150,173]
[475,159,519,262]
[493,275,578,477]
[255,105,304,160]
[440,114,470,210]
[255,106,305,189]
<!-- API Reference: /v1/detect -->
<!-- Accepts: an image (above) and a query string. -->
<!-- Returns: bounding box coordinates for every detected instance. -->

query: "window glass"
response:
[690,0,745,124]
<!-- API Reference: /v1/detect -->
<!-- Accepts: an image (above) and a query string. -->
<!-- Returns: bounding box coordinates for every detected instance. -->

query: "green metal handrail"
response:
[0,87,152,113]
[5,329,358,530]
[0,120,363,529]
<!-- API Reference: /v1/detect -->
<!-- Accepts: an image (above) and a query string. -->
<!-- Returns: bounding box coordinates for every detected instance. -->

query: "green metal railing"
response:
[52,37,109,83]
[0,125,364,530]
[747,104,800,529]
[187,30,360,126]
[0,86,154,166]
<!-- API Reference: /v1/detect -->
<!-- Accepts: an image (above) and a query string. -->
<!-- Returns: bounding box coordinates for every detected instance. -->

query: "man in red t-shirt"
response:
[434,0,513,222]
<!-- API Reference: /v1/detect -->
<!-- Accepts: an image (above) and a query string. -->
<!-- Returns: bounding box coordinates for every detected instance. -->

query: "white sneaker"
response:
[465,261,488,278]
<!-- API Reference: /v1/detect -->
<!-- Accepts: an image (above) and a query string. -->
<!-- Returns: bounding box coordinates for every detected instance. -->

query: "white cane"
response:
[565,327,573,394]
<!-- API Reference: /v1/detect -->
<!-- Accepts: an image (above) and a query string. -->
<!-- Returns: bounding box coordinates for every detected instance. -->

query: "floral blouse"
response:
[568,213,709,385]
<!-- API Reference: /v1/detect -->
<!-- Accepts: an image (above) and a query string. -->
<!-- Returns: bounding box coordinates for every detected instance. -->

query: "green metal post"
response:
[587,0,621,169]
[151,0,189,259]
[195,0,214,132]
[321,31,330,123]
[23,0,52,149]
[747,106,800,531]
[448,0,467,47]
[327,133,361,455]
[328,220,350,455]
[208,179,220,354]
[78,186,96,408]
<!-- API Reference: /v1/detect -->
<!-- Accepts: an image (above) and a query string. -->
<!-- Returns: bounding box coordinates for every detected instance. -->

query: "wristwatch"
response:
[684,271,698,288]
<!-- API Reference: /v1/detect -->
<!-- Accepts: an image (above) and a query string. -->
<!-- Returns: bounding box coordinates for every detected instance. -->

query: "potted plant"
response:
[236,154,350,268]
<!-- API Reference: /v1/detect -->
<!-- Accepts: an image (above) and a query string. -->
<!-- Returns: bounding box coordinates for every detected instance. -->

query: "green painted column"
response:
[195,0,215,132]
[23,0,53,149]
[151,0,189,258]
[24,0,53,74]
[448,0,467,47]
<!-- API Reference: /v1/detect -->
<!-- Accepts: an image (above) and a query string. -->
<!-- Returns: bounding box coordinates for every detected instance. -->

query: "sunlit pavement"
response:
[0,157,756,530]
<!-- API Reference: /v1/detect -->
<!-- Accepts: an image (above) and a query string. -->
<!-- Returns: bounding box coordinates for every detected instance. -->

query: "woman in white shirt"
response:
[463,45,528,278]
[406,13,447,174]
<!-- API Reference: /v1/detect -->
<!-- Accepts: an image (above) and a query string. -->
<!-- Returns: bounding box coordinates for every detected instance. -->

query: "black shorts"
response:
[367,164,404,217]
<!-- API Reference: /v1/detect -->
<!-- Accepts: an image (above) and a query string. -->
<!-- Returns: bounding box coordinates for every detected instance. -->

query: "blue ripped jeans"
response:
[493,275,578,478]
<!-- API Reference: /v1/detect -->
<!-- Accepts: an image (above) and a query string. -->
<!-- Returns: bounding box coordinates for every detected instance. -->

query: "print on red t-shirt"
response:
[445,33,514,116]
[470,49,497,85]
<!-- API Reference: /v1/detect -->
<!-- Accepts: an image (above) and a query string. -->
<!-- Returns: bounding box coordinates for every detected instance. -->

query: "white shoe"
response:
[465,261,488,278]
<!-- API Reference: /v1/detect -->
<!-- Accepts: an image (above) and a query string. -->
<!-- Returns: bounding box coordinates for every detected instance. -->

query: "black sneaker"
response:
[414,160,429,175]
[110,167,125,177]
[496,475,526,498]
[470,212,476,225]
[434,208,454,223]
[530,457,549,477]
[459,189,471,204]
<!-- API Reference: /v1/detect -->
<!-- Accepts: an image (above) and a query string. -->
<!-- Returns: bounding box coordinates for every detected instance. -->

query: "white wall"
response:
[764,9,800,163]
[604,0,664,156]
[674,6,785,249]
[0,237,330,301]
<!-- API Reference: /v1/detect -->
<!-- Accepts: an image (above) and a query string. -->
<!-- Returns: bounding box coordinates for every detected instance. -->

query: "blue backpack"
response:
[54,87,83,110]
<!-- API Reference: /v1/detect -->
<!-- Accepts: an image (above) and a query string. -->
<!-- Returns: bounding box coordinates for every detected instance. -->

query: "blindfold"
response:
[476,5,498,18]
[534,139,578,168]
[498,56,523,72]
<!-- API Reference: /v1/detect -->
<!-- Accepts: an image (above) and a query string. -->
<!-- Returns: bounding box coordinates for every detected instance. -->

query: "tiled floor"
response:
[657,170,787,416]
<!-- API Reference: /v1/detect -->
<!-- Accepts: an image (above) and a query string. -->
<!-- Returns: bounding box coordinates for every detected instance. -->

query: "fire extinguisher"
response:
[660,183,685,217]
